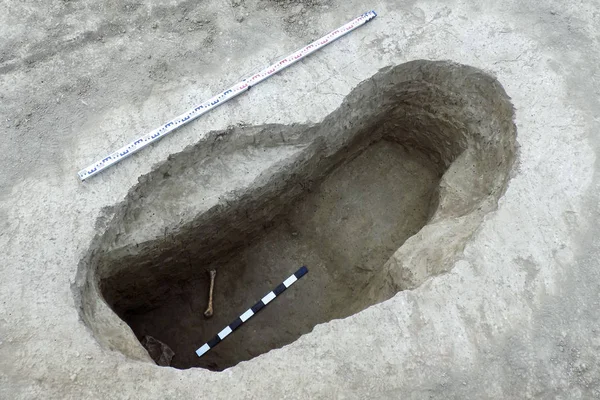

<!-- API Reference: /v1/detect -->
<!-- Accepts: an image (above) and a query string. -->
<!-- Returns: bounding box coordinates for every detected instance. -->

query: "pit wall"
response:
[74,60,517,365]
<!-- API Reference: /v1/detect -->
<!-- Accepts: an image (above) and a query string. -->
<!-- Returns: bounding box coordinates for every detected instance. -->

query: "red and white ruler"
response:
[78,11,377,181]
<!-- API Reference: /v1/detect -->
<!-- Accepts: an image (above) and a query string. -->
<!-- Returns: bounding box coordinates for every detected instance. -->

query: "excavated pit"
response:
[76,60,517,371]
[125,140,440,370]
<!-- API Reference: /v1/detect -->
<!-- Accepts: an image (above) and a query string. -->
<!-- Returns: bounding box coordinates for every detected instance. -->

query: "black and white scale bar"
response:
[195,266,308,358]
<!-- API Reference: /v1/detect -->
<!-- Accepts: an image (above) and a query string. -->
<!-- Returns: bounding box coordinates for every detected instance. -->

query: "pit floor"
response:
[125,140,441,370]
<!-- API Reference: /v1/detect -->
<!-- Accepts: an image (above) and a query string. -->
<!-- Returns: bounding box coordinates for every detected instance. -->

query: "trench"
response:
[77,60,517,371]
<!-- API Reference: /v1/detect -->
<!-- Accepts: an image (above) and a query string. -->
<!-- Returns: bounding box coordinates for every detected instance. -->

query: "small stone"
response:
[142,336,174,366]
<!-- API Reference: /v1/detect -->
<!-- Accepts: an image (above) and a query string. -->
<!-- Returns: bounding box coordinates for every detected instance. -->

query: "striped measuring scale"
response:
[195,266,308,358]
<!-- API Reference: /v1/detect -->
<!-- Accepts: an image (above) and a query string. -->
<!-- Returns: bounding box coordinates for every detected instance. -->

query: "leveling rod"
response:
[78,10,377,181]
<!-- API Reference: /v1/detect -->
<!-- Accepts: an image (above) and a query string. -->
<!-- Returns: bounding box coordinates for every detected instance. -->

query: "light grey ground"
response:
[0,0,599,398]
